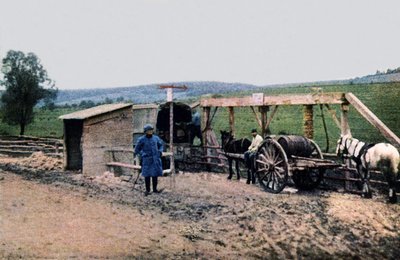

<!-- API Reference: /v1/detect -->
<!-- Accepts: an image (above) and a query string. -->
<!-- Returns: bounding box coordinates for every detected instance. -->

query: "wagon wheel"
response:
[255,138,289,193]
[292,139,324,190]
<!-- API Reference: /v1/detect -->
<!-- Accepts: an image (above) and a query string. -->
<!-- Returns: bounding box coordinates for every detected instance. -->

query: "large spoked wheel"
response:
[292,139,324,190]
[255,138,289,193]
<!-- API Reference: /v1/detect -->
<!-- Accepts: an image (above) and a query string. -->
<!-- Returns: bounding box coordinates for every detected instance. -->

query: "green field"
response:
[0,107,77,138]
[0,82,399,153]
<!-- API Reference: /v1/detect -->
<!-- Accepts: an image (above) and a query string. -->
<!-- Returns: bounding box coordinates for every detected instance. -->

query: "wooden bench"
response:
[106,162,141,170]
[107,162,172,175]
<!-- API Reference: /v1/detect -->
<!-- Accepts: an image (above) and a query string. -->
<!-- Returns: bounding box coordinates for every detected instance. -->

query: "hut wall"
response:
[81,108,133,176]
[64,119,83,170]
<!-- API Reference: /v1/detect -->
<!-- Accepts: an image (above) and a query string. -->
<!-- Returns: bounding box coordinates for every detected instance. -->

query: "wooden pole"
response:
[265,105,279,133]
[228,107,235,136]
[202,107,211,171]
[340,103,352,190]
[303,105,313,139]
[250,106,262,128]
[345,93,400,147]
[259,106,269,137]
[324,104,341,129]
[340,103,351,136]
[169,102,175,176]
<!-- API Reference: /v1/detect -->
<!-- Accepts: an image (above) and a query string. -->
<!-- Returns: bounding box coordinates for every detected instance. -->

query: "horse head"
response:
[336,134,352,157]
[220,130,234,149]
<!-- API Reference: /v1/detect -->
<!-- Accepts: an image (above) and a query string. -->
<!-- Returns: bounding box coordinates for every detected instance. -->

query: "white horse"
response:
[336,134,400,203]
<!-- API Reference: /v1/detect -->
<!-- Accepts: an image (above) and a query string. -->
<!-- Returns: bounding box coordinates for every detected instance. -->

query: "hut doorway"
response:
[64,119,83,170]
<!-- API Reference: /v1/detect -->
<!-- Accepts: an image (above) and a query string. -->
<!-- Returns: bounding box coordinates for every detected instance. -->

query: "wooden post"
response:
[169,102,175,176]
[202,107,211,171]
[340,103,351,136]
[340,103,352,191]
[259,106,269,137]
[303,105,313,139]
[228,107,235,136]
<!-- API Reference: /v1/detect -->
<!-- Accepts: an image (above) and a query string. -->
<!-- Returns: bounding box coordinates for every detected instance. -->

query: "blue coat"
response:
[134,135,164,177]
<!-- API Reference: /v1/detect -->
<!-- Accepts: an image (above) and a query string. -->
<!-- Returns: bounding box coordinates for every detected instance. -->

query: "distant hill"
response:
[274,72,400,87]
[56,73,400,105]
[0,70,396,105]
[55,81,262,105]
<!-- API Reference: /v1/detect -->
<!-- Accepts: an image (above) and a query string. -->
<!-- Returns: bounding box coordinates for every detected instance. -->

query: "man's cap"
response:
[143,124,154,132]
[251,128,257,133]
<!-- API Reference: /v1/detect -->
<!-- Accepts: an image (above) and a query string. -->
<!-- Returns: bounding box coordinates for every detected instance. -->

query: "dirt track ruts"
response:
[1,162,400,259]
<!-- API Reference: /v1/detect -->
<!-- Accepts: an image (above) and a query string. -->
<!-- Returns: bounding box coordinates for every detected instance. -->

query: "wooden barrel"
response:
[277,135,312,158]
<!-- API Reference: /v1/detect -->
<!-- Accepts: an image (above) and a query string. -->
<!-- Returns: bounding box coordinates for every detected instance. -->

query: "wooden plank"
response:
[265,105,278,132]
[200,92,345,107]
[106,148,172,157]
[106,162,141,170]
[345,92,400,147]
[324,104,341,129]
[250,106,263,129]
[219,152,245,160]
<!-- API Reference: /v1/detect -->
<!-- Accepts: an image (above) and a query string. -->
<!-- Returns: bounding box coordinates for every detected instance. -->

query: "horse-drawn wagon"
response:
[254,135,340,193]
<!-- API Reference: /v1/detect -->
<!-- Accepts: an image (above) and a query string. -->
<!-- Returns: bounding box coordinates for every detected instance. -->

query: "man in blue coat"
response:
[134,124,164,195]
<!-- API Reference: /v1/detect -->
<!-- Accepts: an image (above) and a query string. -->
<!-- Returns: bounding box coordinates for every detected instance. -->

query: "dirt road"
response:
[1,159,399,259]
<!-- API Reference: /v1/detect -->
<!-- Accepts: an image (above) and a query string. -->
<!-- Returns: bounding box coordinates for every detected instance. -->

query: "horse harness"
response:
[343,137,376,166]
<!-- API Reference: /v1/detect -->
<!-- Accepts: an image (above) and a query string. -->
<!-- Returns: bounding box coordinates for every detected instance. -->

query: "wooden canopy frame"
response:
[200,92,400,148]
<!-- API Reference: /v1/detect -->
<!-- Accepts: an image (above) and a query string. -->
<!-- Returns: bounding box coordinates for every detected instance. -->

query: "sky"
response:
[0,0,399,90]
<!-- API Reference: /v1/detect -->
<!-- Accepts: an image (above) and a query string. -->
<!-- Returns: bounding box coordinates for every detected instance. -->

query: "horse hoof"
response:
[246,180,251,185]
[388,196,397,204]
[227,177,232,180]
[362,193,372,199]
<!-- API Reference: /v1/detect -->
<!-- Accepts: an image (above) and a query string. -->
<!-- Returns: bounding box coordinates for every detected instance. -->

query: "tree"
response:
[0,50,57,135]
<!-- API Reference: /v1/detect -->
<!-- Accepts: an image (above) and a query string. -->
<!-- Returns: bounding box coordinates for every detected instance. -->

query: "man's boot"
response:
[152,177,161,193]
[144,177,151,196]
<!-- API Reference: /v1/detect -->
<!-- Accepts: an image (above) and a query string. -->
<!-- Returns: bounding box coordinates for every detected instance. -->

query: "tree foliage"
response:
[0,50,57,135]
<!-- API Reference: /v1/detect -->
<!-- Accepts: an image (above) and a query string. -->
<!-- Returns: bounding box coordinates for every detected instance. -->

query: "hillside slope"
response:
[54,72,400,105]
[55,81,261,105]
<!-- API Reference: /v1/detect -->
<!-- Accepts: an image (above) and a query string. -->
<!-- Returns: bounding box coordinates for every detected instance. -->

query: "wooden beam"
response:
[345,93,400,147]
[324,104,341,129]
[200,92,345,107]
[250,106,262,129]
[265,105,278,132]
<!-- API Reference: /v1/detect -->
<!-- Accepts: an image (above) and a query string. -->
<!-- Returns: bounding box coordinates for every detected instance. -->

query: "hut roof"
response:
[59,103,133,120]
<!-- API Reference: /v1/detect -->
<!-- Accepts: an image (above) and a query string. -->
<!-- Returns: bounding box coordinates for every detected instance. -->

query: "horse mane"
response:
[221,131,251,154]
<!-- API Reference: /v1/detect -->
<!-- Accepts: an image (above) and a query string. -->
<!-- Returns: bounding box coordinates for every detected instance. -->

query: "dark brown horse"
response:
[220,130,251,181]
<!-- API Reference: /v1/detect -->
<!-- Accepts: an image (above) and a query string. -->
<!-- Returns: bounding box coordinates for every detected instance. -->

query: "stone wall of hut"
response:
[81,108,133,176]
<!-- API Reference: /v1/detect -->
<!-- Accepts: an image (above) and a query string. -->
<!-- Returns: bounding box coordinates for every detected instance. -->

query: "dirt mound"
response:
[92,171,123,185]
[17,152,63,171]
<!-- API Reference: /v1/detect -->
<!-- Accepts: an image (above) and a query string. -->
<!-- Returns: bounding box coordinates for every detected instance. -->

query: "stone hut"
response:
[59,103,133,176]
